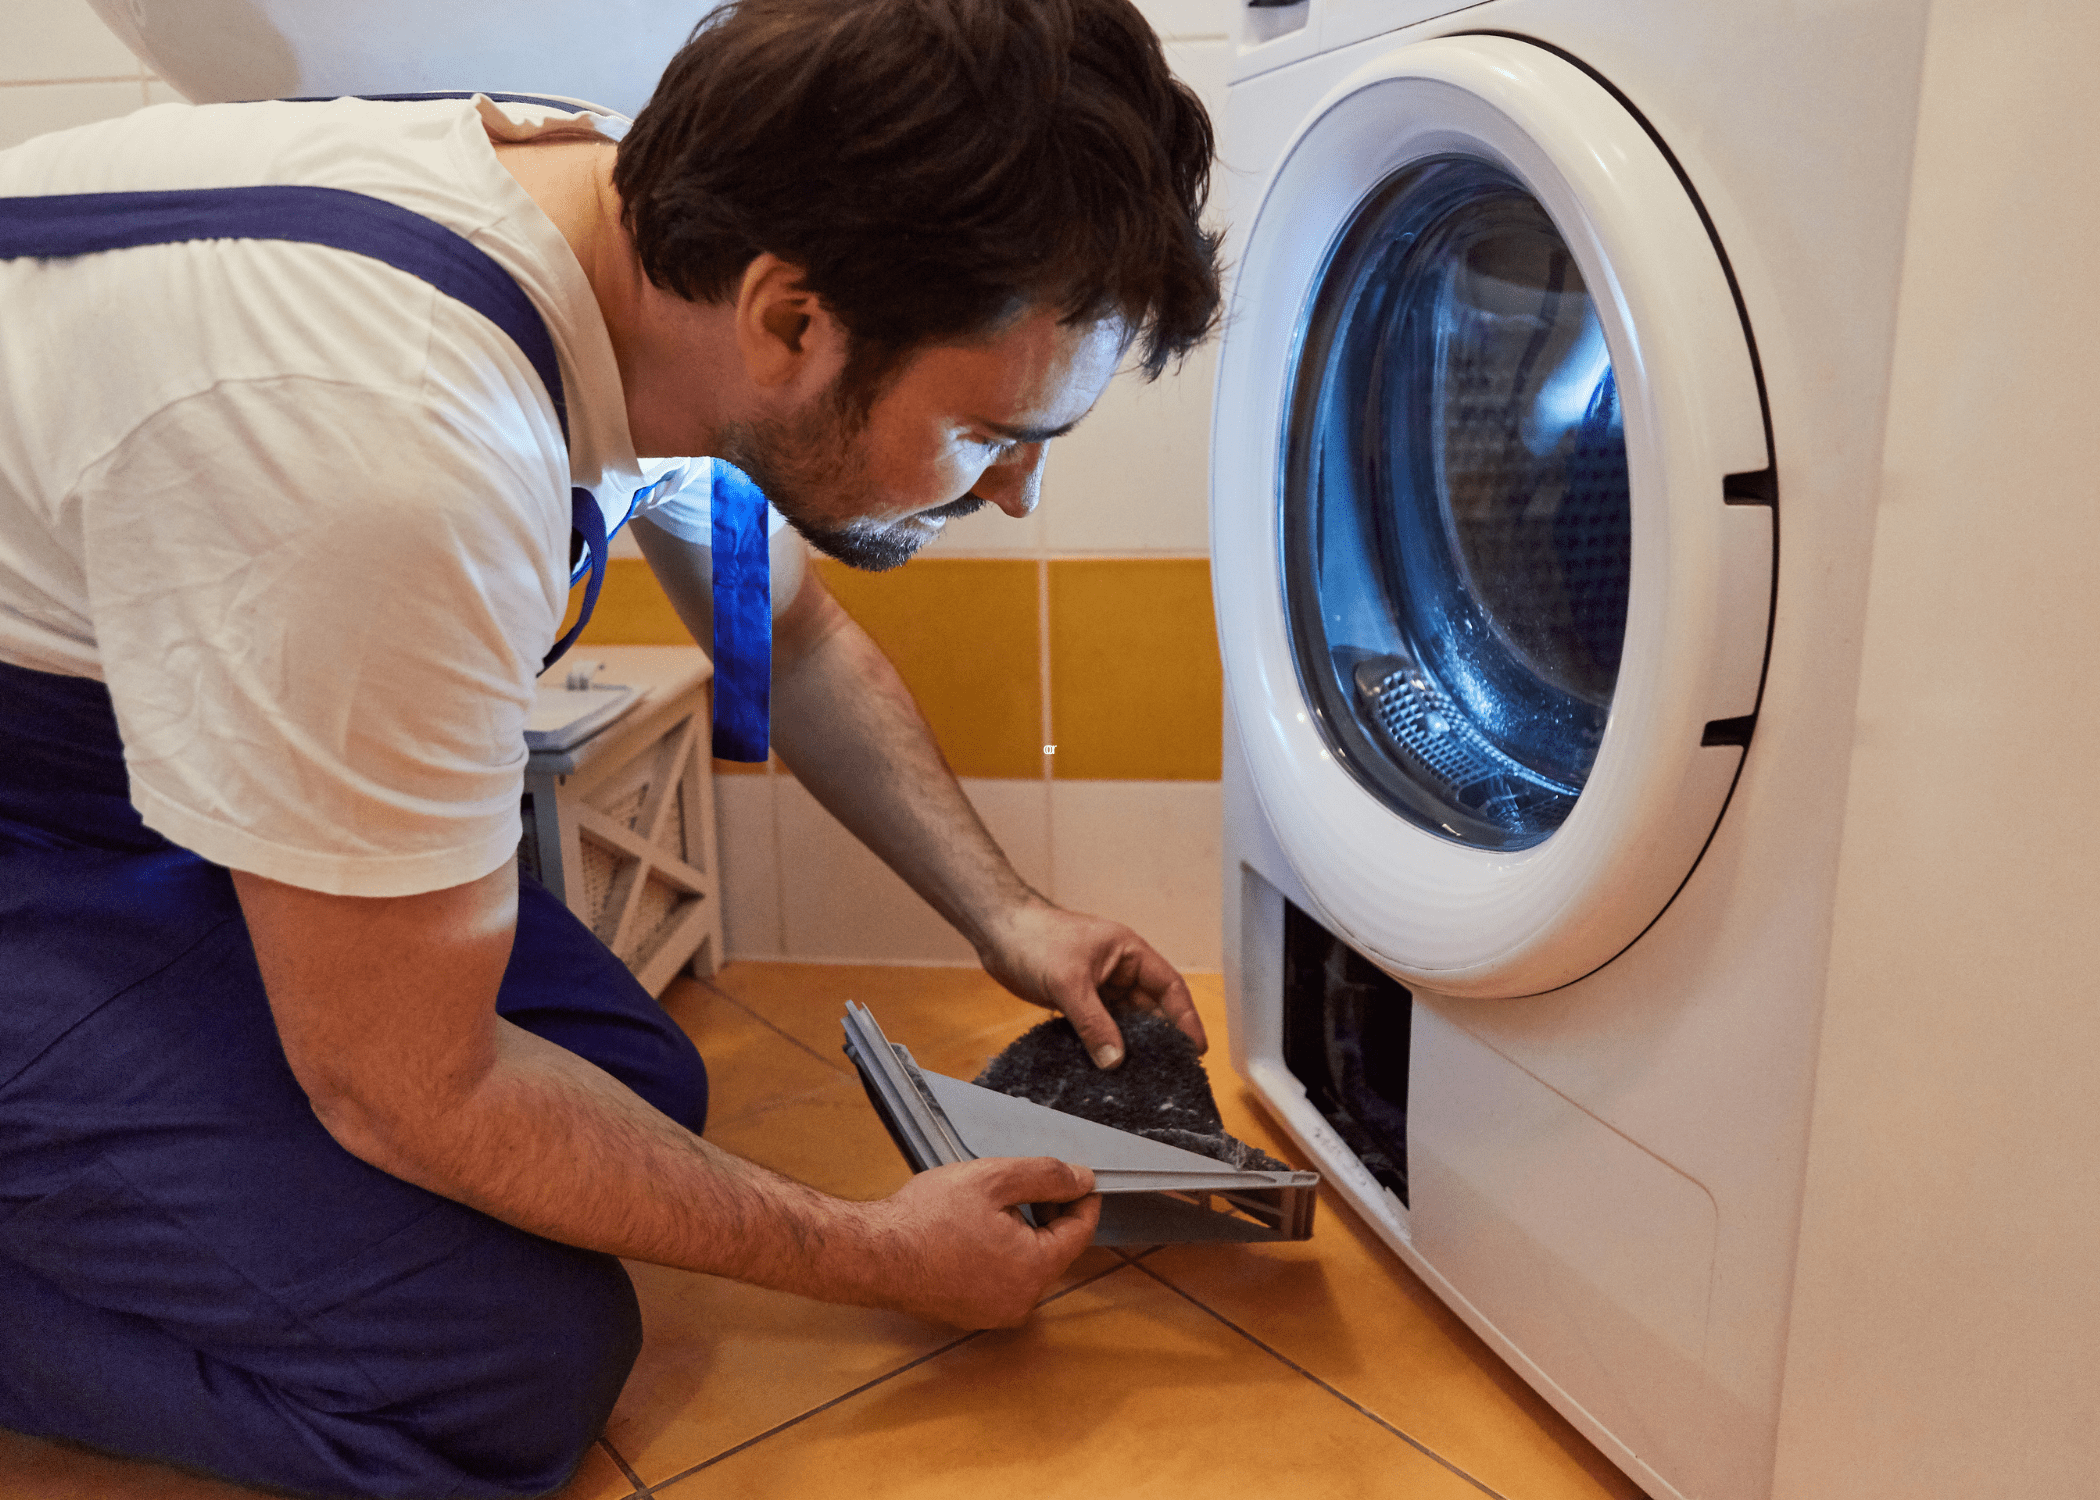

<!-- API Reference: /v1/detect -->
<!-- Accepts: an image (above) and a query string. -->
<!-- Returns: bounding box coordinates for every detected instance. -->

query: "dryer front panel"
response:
[1213,36,1773,997]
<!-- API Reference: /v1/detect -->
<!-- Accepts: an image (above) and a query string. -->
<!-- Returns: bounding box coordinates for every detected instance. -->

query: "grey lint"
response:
[972,1012,1294,1173]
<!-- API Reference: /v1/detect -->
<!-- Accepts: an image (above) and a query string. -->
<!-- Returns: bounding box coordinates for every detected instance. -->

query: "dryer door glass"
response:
[1283,155,1631,851]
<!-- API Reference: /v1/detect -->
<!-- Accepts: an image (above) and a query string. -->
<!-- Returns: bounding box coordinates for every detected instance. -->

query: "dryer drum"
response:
[1282,154,1633,851]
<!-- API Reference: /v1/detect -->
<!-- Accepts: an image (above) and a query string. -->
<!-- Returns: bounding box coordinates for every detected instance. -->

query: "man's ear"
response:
[734,253,847,394]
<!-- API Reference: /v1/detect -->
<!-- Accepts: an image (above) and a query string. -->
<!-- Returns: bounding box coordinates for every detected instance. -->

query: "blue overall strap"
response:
[708,462,772,762]
[0,184,604,674]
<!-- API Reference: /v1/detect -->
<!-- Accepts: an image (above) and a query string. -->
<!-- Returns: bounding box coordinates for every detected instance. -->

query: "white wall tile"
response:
[1165,37,1244,232]
[1164,35,1232,123]
[1036,336,1216,556]
[713,771,785,961]
[1034,38,1229,559]
[960,776,1054,894]
[1134,0,1235,40]
[143,77,189,106]
[1050,779,1222,971]
[0,79,146,152]
[3,0,143,83]
[775,775,1052,964]
[921,496,1042,557]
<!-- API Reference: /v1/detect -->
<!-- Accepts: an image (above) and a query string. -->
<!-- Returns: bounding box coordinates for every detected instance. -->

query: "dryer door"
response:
[1213,35,1774,997]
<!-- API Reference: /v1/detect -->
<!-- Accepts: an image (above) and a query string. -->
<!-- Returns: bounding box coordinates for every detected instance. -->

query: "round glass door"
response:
[1283,154,1633,852]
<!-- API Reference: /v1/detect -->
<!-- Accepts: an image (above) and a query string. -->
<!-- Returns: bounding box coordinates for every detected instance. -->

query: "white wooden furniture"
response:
[520,646,723,994]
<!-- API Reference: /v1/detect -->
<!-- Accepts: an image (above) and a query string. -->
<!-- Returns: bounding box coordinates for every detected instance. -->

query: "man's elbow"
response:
[292,1061,478,1194]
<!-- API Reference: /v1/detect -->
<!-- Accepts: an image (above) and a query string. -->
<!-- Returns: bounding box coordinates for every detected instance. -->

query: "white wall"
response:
[1772,0,2100,1493]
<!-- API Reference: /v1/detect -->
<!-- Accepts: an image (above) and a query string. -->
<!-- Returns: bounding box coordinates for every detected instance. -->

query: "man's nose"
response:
[974,443,1048,518]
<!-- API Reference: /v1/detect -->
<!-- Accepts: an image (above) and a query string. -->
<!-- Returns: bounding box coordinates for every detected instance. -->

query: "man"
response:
[0,0,1220,1495]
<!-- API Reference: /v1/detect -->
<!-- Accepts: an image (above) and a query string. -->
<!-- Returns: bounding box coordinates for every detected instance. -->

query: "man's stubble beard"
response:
[716,386,985,574]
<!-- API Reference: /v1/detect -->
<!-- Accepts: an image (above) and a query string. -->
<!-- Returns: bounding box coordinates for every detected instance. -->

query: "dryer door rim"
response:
[1210,34,1773,997]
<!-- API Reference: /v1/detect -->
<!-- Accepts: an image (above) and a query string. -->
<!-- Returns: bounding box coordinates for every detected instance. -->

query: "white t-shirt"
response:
[0,94,739,897]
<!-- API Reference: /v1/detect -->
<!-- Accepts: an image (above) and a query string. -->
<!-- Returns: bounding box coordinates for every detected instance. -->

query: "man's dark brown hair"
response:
[613,0,1221,407]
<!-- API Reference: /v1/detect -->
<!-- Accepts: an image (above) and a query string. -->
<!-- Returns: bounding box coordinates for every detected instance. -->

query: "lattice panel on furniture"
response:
[573,705,718,992]
[518,651,723,997]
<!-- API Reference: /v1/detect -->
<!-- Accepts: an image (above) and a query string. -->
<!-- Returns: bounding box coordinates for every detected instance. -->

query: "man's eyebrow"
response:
[974,416,1082,444]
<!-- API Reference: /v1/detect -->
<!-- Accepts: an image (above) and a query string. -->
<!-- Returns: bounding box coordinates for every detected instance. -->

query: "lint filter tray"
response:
[842,1002,1318,1244]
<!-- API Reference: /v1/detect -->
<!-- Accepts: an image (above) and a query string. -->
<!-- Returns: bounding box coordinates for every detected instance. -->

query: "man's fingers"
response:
[1156,975,1208,1054]
[1039,1190,1103,1250]
[985,1155,1095,1207]
[1053,983,1128,1069]
[1109,944,1208,1055]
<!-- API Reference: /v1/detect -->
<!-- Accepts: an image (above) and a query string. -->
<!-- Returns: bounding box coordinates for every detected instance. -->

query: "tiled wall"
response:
[0,0,182,150]
[4,0,1238,972]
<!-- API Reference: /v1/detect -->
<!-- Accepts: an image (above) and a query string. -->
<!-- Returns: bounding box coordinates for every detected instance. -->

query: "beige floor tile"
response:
[702,1064,917,1201]
[659,976,852,1131]
[703,960,1054,1082]
[0,1427,636,1500]
[1142,979,1647,1500]
[605,1262,965,1491]
[562,1440,644,1500]
[608,1250,1130,1492]
[648,1261,1489,1500]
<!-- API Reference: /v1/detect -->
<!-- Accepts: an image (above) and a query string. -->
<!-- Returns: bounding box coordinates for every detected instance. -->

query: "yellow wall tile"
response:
[558,563,781,771]
[813,557,1043,780]
[1048,558,1222,781]
[563,558,691,646]
[712,752,780,777]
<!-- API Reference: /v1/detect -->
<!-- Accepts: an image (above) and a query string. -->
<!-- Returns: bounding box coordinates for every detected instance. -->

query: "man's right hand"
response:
[861,1157,1101,1328]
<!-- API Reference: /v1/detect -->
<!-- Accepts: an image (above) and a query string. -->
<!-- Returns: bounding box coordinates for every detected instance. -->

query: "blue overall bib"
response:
[0,131,726,1499]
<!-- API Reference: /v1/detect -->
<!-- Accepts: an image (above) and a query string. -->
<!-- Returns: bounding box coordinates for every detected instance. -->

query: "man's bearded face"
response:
[716,385,984,573]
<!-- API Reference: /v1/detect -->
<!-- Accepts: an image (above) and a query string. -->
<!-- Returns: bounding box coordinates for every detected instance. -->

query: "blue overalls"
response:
[0,110,767,1499]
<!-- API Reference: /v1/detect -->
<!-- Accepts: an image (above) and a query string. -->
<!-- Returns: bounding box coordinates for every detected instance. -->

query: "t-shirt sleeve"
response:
[79,377,569,897]
[628,457,791,546]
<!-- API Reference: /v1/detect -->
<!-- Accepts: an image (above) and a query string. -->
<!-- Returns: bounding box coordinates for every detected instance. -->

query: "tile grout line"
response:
[763,753,790,958]
[1038,1247,1141,1306]
[642,1330,982,1494]
[597,1435,652,1498]
[1128,1261,1517,1500]
[1036,556,1056,903]
[693,980,850,1073]
[640,1256,1140,1495]
[0,75,150,88]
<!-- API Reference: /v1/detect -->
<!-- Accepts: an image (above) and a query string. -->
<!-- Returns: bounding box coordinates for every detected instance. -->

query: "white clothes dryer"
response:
[1213,2,1948,1496]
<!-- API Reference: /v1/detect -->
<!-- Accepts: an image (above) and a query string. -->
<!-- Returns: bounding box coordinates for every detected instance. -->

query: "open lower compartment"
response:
[1282,899,1413,1207]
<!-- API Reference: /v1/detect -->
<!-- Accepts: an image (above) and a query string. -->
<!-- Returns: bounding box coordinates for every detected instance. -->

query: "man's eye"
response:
[975,435,1017,458]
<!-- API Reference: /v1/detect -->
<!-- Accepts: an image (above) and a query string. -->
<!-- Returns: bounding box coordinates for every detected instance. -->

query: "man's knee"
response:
[419,1244,643,1499]
[0,1241,641,1500]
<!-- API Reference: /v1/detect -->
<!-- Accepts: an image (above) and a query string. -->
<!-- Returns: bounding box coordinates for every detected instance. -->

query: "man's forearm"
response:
[339,1016,891,1299]
[234,863,1097,1327]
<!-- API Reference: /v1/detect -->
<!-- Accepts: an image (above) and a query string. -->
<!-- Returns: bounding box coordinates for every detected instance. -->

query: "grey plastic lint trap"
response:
[842,1002,1318,1245]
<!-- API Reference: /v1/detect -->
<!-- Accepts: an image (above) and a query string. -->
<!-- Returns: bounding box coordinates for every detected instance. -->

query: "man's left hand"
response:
[975,898,1207,1070]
